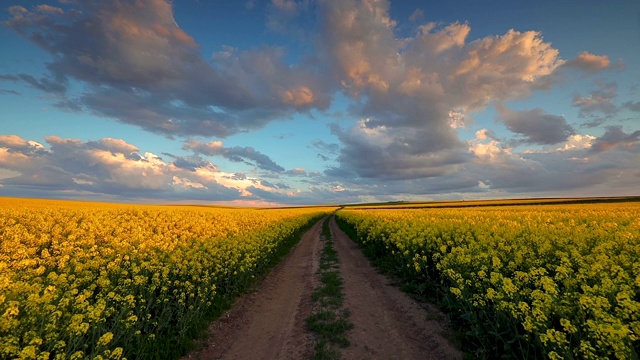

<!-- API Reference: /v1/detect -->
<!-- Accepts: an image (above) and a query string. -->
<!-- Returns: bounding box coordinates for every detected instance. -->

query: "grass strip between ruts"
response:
[306,216,353,360]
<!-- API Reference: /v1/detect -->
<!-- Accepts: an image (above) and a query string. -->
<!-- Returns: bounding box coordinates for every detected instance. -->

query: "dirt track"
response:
[183,216,461,359]
[182,217,324,360]
[329,217,462,360]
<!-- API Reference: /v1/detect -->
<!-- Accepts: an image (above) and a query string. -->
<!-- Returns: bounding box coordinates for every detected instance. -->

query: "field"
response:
[335,202,640,359]
[0,197,333,359]
[2,196,639,359]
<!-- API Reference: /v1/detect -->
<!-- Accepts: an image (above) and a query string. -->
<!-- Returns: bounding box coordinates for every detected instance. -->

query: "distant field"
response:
[341,196,640,209]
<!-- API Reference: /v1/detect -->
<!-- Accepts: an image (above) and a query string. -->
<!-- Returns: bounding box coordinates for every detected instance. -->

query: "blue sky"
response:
[0,0,638,205]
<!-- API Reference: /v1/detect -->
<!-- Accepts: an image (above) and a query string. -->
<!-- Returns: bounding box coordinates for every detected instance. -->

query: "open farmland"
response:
[336,202,640,359]
[0,197,333,359]
[2,197,640,359]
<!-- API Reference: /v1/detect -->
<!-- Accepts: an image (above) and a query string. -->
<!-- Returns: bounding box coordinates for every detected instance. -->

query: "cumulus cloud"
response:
[330,120,470,180]
[458,130,628,193]
[317,0,566,180]
[310,127,637,202]
[589,126,640,153]
[496,103,575,145]
[556,134,596,152]
[562,51,611,73]
[3,1,330,138]
[0,134,31,149]
[182,139,285,172]
[0,135,299,202]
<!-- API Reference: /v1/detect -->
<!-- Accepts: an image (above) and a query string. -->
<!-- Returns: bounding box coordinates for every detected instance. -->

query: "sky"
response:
[0,0,639,206]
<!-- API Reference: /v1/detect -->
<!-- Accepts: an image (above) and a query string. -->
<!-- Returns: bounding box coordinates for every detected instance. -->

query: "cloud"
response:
[0,89,21,95]
[309,139,339,161]
[0,135,300,202]
[589,126,640,153]
[3,0,635,203]
[0,135,31,149]
[330,120,471,180]
[556,134,596,152]
[3,0,331,138]
[458,130,628,193]
[409,9,423,22]
[182,140,285,172]
[0,74,66,94]
[284,167,308,176]
[562,51,611,73]
[5,126,620,205]
[268,0,303,27]
[317,0,565,179]
[572,81,618,117]
[496,103,575,145]
[170,155,213,172]
[309,128,637,202]
[280,86,316,106]
[623,101,640,112]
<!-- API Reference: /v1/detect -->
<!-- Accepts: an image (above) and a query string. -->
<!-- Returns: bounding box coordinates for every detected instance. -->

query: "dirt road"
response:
[183,217,324,360]
[184,216,461,359]
[329,217,462,360]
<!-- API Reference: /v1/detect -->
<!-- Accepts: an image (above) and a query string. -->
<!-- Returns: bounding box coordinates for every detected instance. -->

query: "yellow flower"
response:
[96,332,114,347]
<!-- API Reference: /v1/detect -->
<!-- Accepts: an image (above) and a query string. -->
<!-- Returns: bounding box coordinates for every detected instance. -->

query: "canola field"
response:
[336,203,640,359]
[0,197,332,359]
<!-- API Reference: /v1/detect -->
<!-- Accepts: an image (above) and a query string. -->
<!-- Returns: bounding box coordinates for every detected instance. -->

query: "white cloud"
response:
[557,134,596,151]
[0,135,301,202]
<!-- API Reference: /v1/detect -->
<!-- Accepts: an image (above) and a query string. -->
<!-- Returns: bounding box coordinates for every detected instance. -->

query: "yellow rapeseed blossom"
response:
[0,196,333,359]
[336,202,640,358]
